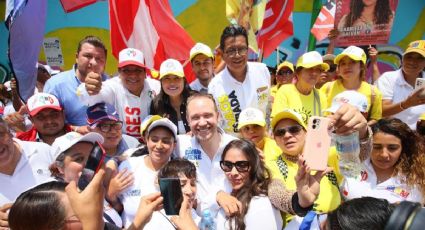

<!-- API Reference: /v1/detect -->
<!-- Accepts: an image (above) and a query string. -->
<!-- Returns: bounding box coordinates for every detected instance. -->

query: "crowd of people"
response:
[0,24,424,230]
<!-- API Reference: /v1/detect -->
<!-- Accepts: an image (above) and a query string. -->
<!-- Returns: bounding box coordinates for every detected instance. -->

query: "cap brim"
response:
[403,49,425,58]
[54,132,104,159]
[29,106,62,117]
[298,63,330,72]
[189,52,214,61]
[271,111,306,130]
[88,115,120,126]
[118,61,148,69]
[147,119,177,138]
[237,121,266,130]
[160,71,185,79]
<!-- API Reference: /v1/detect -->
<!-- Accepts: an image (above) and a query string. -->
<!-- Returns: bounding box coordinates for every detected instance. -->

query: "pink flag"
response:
[60,0,98,13]
[257,0,294,58]
[311,0,336,41]
[109,0,196,82]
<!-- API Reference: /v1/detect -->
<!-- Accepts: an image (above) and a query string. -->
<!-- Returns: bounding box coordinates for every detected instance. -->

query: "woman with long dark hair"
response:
[150,59,193,134]
[217,139,282,230]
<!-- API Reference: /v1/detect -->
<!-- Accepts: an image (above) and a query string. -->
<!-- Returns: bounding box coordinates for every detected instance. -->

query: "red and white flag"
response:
[60,0,99,13]
[257,0,294,58]
[311,0,336,41]
[109,0,195,82]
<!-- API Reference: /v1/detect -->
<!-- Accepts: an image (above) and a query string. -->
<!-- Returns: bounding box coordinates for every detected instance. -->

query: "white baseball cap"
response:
[50,132,104,160]
[159,59,185,79]
[118,48,147,69]
[334,46,367,65]
[190,43,213,61]
[296,51,330,72]
[27,93,62,116]
[37,63,60,75]
[147,118,177,139]
[325,90,368,113]
[237,107,266,130]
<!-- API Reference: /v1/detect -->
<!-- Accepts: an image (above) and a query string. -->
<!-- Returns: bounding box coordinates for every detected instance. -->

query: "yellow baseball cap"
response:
[277,61,294,73]
[271,109,306,131]
[140,115,162,136]
[334,46,367,65]
[159,59,185,79]
[404,40,425,58]
[296,51,330,72]
[419,113,425,121]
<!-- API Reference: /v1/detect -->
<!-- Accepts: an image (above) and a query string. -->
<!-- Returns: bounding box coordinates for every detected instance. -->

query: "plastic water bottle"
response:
[199,209,216,230]
[335,131,363,178]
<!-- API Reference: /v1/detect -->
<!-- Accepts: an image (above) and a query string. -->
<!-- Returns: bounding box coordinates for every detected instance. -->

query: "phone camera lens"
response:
[312,124,317,129]
[313,119,318,124]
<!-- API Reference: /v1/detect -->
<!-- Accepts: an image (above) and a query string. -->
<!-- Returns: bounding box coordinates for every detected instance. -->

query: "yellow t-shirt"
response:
[263,136,281,162]
[320,80,383,120]
[271,84,327,125]
[266,150,342,225]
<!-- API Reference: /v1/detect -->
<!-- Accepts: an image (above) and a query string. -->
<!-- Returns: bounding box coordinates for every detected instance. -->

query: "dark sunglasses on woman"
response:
[220,160,250,173]
[273,124,303,137]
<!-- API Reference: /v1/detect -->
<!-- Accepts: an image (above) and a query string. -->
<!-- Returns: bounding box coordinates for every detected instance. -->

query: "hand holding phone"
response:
[159,178,183,216]
[302,116,332,171]
[415,78,425,98]
[78,141,106,190]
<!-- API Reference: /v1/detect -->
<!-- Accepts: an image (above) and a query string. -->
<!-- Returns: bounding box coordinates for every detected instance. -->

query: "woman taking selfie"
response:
[340,118,425,204]
[150,59,193,134]
[217,139,282,230]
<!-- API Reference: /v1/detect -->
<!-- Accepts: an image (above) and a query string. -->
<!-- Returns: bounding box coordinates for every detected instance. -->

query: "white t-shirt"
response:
[190,79,209,94]
[174,131,236,216]
[375,69,425,130]
[341,158,423,204]
[215,195,283,230]
[77,76,161,140]
[119,155,159,227]
[0,139,53,205]
[208,62,271,136]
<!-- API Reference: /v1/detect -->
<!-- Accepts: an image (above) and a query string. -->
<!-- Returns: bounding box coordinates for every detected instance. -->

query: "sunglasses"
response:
[273,125,303,137]
[277,70,293,76]
[220,160,250,173]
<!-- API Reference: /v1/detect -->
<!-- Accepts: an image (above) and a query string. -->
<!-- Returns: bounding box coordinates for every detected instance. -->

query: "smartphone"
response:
[415,78,425,98]
[159,178,183,215]
[302,116,332,171]
[77,141,106,190]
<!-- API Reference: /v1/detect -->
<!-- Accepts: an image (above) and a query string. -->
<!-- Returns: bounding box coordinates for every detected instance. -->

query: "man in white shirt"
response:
[209,25,271,136]
[174,93,240,217]
[0,118,53,228]
[189,43,214,94]
[77,48,161,141]
[375,40,425,129]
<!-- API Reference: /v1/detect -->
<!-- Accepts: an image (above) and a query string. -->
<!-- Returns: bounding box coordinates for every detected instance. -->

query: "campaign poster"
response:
[43,37,64,67]
[334,0,398,47]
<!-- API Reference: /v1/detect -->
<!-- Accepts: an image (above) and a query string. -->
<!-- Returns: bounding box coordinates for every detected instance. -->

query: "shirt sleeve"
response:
[76,79,116,106]
[369,86,383,120]
[375,74,393,100]
[271,86,288,119]
[244,196,283,230]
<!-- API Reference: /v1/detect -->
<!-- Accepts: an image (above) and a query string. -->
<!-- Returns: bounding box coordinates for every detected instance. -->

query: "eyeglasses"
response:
[220,160,250,173]
[273,125,303,137]
[97,121,123,132]
[224,47,248,57]
[277,70,293,76]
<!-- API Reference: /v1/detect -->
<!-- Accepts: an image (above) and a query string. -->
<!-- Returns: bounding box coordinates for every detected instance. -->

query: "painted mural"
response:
[0,0,424,82]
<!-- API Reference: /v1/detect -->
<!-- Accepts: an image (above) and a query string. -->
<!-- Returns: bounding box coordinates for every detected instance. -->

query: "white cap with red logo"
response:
[27,93,62,116]
[118,48,147,69]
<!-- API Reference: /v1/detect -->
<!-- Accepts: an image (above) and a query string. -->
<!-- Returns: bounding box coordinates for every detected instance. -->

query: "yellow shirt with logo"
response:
[271,84,327,125]
[266,149,342,225]
[320,80,383,120]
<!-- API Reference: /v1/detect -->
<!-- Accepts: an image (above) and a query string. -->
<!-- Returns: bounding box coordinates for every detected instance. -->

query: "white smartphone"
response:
[415,78,425,98]
[302,116,332,171]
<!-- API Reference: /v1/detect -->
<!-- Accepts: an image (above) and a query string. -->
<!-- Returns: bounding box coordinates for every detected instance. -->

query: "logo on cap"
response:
[126,49,137,57]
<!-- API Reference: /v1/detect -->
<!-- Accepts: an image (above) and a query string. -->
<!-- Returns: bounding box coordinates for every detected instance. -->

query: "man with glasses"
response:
[16,93,72,145]
[77,48,160,141]
[87,103,139,160]
[189,43,214,94]
[208,25,271,136]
